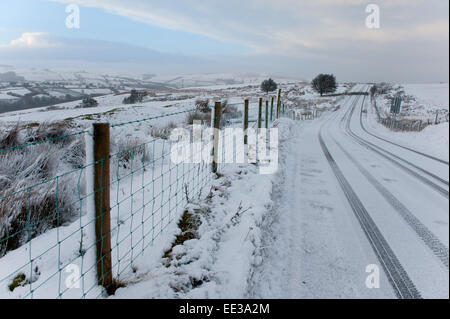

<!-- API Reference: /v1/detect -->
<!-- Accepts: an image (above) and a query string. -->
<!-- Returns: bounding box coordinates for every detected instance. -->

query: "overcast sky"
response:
[0,0,448,82]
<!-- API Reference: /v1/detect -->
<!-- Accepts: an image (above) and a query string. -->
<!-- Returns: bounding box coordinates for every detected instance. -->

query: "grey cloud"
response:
[3,0,449,82]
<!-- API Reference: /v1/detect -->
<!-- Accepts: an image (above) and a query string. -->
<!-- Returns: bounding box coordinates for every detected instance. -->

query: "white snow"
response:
[0,88,31,96]
[402,83,449,109]
[0,79,447,299]
[367,82,449,161]
[0,94,17,100]
[247,116,394,298]
[366,112,449,161]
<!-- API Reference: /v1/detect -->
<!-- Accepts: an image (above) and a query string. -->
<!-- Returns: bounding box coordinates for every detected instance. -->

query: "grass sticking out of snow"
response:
[0,122,85,257]
[8,273,28,292]
[163,209,202,266]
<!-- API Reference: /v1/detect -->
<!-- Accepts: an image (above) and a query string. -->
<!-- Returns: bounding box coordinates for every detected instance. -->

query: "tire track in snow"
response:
[338,95,449,269]
[331,136,449,269]
[346,95,448,199]
[247,116,370,298]
[358,98,448,187]
[319,95,422,299]
[360,113,449,166]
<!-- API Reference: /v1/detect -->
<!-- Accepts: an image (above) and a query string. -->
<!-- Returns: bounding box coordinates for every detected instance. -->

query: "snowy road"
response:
[249,85,449,299]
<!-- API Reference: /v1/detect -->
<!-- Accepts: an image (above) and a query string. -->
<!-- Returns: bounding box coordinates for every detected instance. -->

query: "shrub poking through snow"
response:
[221,100,242,121]
[26,121,74,145]
[8,273,28,292]
[7,267,40,292]
[0,124,20,150]
[63,137,86,169]
[186,111,210,125]
[374,82,393,95]
[123,90,148,104]
[163,209,202,266]
[149,122,177,140]
[222,105,238,114]
[0,122,85,257]
[80,96,99,108]
[0,180,78,256]
[113,137,152,169]
[195,99,210,113]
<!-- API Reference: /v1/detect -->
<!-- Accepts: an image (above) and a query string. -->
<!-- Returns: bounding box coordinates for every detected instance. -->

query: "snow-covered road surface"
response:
[249,86,448,299]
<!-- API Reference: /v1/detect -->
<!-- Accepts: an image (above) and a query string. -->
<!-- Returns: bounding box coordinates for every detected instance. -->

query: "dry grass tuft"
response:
[0,178,78,256]
[114,137,152,168]
[0,124,21,150]
[163,210,202,264]
[149,121,177,139]
[186,111,210,125]
[195,99,210,112]
[0,122,84,257]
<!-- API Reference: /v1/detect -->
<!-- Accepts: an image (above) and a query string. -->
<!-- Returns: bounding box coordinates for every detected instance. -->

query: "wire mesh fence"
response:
[370,97,447,132]
[0,96,286,298]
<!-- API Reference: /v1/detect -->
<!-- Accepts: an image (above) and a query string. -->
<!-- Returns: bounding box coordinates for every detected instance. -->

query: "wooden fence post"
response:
[244,99,249,145]
[258,98,262,130]
[270,97,274,121]
[265,100,269,129]
[276,89,281,119]
[93,123,112,290]
[212,102,222,173]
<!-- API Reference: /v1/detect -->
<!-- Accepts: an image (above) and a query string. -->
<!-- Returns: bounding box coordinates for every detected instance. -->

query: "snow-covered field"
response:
[0,94,17,101]
[366,116,449,161]
[0,88,31,97]
[0,80,347,126]
[402,83,449,109]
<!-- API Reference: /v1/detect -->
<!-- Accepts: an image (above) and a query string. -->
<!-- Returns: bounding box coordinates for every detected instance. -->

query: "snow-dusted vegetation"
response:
[0,76,447,299]
[0,123,85,256]
[371,83,449,124]
[367,83,449,160]
[0,75,322,298]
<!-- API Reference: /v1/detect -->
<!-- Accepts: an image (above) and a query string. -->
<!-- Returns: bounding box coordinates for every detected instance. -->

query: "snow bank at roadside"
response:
[111,164,274,298]
[111,119,295,298]
[373,83,448,122]
[366,108,449,161]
